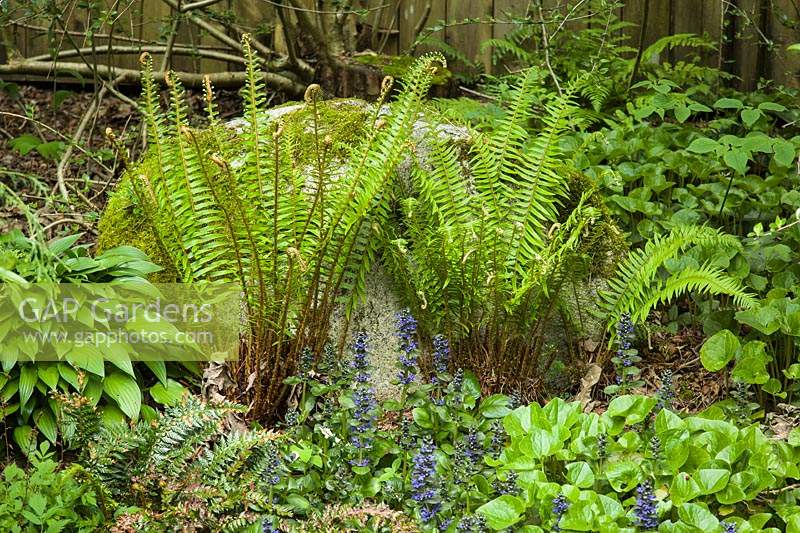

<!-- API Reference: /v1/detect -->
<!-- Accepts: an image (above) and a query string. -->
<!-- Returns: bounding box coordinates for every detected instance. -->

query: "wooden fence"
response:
[2,1,799,90]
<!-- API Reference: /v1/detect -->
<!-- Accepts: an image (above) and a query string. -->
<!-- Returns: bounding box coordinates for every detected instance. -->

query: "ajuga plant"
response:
[383,69,603,389]
[129,36,445,418]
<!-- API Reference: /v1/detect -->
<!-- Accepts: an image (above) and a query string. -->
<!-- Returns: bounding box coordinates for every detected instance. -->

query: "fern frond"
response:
[505,86,577,282]
[599,225,748,328]
[638,33,715,65]
[639,263,757,322]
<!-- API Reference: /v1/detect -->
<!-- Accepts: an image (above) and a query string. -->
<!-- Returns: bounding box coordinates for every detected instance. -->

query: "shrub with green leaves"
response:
[0,442,105,531]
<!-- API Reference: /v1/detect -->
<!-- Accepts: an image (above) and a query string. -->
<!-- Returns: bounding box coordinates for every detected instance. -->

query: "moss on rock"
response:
[96,98,373,281]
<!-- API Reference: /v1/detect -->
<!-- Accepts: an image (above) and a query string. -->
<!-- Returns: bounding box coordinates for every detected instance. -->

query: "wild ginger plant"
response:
[127,36,445,418]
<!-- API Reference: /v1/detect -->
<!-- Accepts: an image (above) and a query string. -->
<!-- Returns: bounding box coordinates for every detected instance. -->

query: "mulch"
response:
[0,82,244,238]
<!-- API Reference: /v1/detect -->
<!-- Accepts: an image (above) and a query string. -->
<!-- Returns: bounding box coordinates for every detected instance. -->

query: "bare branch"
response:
[0,59,306,94]
[28,45,250,65]
[180,0,226,12]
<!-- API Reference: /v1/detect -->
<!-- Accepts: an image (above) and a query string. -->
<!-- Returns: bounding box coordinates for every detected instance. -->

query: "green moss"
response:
[354,54,451,85]
[96,164,179,282]
[559,166,628,278]
[96,99,373,281]
[280,99,371,164]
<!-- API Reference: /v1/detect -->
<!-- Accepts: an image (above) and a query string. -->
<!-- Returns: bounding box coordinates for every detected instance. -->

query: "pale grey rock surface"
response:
[227,99,609,398]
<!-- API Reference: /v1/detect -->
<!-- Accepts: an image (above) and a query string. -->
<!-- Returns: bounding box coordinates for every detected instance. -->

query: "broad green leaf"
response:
[37,365,59,390]
[678,503,719,529]
[773,139,796,167]
[700,329,740,372]
[144,360,168,386]
[687,137,720,154]
[19,365,37,406]
[671,472,702,504]
[736,305,781,335]
[714,97,743,110]
[566,461,595,488]
[412,407,433,429]
[476,495,525,530]
[8,134,42,155]
[13,425,35,455]
[33,407,57,443]
[758,101,786,112]
[723,149,749,175]
[732,341,771,385]
[480,394,511,419]
[149,379,185,406]
[741,108,761,127]
[606,395,656,425]
[674,106,691,123]
[694,468,730,495]
[103,371,141,419]
[604,460,641,492]
[529,429,560,459]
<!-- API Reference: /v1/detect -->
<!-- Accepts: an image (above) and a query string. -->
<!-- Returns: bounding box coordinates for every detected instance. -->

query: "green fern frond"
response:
[638,33,715,65]
[600,225,748,328]
[639,263,757,323]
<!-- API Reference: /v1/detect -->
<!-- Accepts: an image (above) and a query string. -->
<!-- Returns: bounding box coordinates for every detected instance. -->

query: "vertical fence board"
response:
[446,0,493,72]
[767,0,800,86]
[671,0,704,63]
[2,0,798,88]
[733,0,764,90]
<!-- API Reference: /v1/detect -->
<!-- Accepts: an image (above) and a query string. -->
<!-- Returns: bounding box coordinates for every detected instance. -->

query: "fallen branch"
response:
[0,59,306,94]
[28,45,250,66]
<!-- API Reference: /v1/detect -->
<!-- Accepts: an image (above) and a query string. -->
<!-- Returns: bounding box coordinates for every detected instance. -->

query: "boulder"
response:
[97,97,622,399]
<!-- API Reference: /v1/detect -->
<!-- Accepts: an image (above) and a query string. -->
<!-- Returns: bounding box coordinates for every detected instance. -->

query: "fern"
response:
[127,43,445,418]
[599,225,754,328]
[383,73,604,387]
[69,394,271,530]
[638,33,716,65]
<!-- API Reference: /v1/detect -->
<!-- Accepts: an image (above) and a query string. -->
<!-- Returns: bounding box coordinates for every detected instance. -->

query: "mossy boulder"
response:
[97,97,624,398]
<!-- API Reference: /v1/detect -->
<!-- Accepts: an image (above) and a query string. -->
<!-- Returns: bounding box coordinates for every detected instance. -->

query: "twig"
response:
[628,0,651,90]
[459,85,497,101]
[41,218,94,233]
[412,1,432,43]
[538,6,562,96]
[159,10,182,73]
[259,0,389,15]
[180,0,225,12]
[55,75,121,204]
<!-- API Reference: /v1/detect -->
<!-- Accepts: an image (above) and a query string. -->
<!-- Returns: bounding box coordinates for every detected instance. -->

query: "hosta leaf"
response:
[19,365,37,406]
[103,371,141,419]
[33,407,57,443]
[149,379,185,406]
